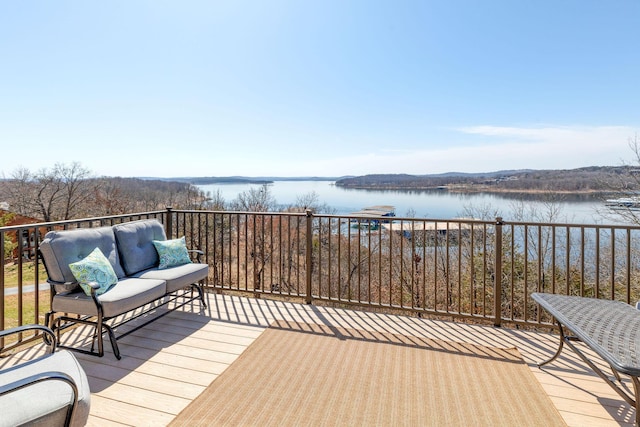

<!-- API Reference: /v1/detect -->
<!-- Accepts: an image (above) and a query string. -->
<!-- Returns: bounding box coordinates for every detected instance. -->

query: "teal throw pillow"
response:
[69,247,118,296]
[153,236,192,269]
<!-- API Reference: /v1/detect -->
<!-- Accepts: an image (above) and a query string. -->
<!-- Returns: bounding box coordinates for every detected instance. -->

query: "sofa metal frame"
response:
[43,276,207,360]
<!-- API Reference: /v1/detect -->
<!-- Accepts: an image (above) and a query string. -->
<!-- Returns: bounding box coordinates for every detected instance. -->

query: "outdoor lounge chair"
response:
[0,324,90,427]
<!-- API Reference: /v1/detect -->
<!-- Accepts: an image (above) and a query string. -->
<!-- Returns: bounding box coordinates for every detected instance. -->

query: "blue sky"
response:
[1,1,639,178]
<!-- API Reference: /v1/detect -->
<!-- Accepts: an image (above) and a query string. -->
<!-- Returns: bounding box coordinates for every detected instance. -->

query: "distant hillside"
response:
[335,167,634,194]
[135,168,637,194]
[178,177,273,185]
[421,169,536,178]
[144,176,344,185]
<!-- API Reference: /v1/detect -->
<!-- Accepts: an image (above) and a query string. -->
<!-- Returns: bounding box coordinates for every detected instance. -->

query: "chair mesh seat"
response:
[534,293,640,376]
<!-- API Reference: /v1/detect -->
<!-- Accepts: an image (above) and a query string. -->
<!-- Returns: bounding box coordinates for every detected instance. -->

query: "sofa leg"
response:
[194,283,207,308]
[89,327,99,355]
[103,324,121,360]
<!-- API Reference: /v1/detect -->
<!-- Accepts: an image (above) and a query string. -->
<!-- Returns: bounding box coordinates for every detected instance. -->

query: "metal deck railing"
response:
[3,208,640,351]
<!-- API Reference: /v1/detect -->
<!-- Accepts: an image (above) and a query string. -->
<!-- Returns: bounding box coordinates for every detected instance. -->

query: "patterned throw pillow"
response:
[69,247,118,296]
[152,236,192,269]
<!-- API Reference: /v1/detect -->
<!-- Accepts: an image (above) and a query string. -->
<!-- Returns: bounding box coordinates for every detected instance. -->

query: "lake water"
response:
[197,180,613,224]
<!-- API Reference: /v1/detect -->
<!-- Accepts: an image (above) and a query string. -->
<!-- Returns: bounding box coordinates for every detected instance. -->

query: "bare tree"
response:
[0,167,37,218]
[288,191,336,214]
[0,162,96,221]
[598,134,640,225]
[204,189,226,210]
[231,184,276,212]
[93,178,129,215]
[53,162,95,220]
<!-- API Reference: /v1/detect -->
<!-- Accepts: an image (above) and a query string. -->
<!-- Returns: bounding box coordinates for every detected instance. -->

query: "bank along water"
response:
[197,180,619,225]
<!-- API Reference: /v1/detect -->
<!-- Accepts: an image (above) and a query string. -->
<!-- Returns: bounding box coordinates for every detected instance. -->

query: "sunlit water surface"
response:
[197,181,617,225]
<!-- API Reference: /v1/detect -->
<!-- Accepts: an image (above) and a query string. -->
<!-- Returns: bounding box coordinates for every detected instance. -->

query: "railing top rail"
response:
[178,209,308,217]
[3,207,639,232]
[500,219,640,230]
[0,210,166,233]
[170,209,640,229]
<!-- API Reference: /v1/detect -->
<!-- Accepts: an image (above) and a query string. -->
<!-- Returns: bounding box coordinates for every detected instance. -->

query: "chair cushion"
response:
[52,277,167,318]
[113,219,166,276]
[133,262,208,293]
[0,350,90,427]
[39,226,126,293]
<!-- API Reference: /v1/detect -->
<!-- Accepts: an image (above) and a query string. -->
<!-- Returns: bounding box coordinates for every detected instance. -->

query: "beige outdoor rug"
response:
[170,320,565,426]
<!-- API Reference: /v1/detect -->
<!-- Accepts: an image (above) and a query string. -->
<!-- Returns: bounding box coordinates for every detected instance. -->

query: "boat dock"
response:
[349,205,396,218]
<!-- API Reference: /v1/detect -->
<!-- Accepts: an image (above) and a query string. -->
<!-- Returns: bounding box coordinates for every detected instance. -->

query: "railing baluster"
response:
[627,229,632,304]
[611,228,616,301]
[494,217,503,327]
[305,210,312,303]
[596,227,601,298]
[0,229,4,350]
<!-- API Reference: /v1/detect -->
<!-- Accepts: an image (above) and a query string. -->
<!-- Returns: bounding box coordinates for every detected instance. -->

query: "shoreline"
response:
[336,184,611,196]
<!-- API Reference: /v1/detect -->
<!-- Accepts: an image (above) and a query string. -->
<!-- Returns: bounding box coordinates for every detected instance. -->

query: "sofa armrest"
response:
[86,282,100,293]
[47,280,80,295]
[188,249,204,263]
[0,368,80,427]
[0,325,57,353]
[0,370,78,400]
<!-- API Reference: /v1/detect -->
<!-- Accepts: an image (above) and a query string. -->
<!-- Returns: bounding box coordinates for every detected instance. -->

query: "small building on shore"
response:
[381,220,473,245]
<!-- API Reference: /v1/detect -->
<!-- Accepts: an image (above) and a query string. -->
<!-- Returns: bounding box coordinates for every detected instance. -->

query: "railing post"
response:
[0,231,4,349]
[305,209,313,304]
[165,207,173,239]
[494,217,503,327]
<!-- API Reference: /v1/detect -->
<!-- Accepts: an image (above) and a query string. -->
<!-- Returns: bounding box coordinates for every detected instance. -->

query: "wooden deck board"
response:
[86,394,175,426]
[78,357,206,399]
[3,292,635,426]
[89,376,192,416]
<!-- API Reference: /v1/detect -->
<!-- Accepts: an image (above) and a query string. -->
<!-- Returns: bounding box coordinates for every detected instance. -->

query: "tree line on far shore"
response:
[2,135,640,223]
[0,163,208,222]
[335,165,640,194]
[0,162,333,223]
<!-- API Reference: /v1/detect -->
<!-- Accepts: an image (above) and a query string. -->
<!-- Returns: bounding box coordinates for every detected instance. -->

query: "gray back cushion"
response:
[39,226,126,284]
[113,219,167,276]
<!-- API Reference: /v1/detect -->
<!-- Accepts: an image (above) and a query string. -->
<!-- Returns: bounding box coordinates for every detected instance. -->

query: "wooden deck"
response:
[3,292,636,426]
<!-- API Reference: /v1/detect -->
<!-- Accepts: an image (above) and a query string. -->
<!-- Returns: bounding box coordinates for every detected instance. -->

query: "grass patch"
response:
[3,290,51,328]
[2,261,51,349]
[2,290,51,348]
[2,260,48,288]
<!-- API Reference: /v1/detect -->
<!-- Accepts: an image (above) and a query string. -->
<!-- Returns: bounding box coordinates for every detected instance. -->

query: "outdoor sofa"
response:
[39,219,208,359]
